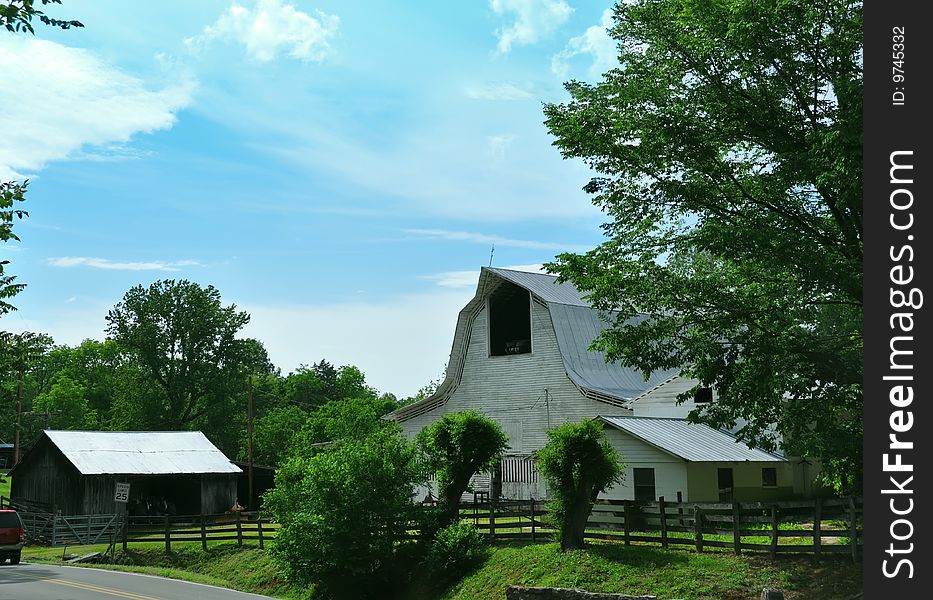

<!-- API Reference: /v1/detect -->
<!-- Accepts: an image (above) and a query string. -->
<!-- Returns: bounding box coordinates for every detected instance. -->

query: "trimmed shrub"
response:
[425,521,488,583]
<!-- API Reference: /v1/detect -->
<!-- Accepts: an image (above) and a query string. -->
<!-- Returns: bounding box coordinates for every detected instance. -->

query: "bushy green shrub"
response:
[425,521,487,583]
[264,425,423,599]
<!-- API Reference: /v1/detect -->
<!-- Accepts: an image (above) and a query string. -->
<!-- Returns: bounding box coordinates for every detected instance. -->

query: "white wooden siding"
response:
[601,427,687,501]
[400,302,618,454]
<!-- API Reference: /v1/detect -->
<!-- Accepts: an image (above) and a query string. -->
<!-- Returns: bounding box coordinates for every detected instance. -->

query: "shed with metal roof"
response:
[9,431,242,516]
[596,416,793,502]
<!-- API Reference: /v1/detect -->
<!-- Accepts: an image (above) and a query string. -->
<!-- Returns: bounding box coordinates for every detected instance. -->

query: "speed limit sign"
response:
[114,482,130,503]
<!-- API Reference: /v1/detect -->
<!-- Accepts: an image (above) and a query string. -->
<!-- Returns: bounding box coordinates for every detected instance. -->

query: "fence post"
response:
[530,498,536,543]
[677,491,684,526]
[849,496,858,563]
[201,514,208,551]
[87,515,92,545]
[813,497,822,556]
[732,499,741,555]
[623,501,632,546]
[236,511,243,546]
[122,512,128,552]
[258,514,265,549]
[693,505,703,553]
[659,496,668,550]
[489,499,496,539]
[770,506,778,559]
[52,515,58,547]
[164,515,171,554]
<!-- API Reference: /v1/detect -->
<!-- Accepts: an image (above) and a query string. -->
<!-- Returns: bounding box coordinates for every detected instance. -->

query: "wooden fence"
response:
[443,496,862,560]
[122,512,274,553]
[10,496,861,561]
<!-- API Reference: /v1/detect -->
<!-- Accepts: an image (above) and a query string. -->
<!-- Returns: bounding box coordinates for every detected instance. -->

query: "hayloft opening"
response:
[488,283,531,356]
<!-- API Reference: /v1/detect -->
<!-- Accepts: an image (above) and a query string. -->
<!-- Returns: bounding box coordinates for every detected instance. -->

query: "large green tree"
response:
[543,0,862,491]
[105,280,263,436]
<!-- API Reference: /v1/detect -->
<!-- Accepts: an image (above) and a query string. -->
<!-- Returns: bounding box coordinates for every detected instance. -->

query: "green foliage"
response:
[417,411,509,527]
[32,375,97,429]
[0,0,83,33]
[264,426,423,599]
[243,405,308,466]
[542,0,863,492]
[105,280,263,438]
[0,181,28,316]
[536,420,623,551]
[424,521,487,585]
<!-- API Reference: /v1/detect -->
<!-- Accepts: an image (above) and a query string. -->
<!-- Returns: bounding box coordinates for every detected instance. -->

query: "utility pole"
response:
[247,375,254,510]
[13,367,23,466]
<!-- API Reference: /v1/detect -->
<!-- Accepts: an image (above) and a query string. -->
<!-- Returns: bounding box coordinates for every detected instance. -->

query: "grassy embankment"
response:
[22,537,861,600]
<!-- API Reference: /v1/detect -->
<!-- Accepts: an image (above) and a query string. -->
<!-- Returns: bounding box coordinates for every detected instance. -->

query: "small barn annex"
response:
[9,431,242,516]
[597,416,790,502]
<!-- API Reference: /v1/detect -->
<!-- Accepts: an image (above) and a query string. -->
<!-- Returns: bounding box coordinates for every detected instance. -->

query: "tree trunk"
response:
[560,480,594,551]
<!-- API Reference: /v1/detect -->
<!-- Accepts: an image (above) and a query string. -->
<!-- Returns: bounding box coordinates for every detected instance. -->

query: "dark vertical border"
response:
[864,0,931,595]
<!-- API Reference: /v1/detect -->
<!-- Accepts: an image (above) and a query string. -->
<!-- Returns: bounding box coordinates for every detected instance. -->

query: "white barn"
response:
[389,267,797,501]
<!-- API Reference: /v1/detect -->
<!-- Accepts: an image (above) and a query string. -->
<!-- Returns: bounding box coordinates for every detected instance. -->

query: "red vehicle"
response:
[0,509,25,565]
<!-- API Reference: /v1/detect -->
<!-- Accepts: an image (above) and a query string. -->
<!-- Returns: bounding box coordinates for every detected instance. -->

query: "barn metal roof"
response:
[42,431,242,475]
[485,268,590,307]
[597,416,785,462]
[549,304,679,399]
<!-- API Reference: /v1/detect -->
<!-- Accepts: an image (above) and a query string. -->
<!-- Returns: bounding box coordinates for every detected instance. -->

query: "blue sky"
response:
[2,0,620,398]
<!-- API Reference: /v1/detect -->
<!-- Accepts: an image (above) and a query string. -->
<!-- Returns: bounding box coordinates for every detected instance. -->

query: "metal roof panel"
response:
[43,431,242,475]
[598,416,784,462]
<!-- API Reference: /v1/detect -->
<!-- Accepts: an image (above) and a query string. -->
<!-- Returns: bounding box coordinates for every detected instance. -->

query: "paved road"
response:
[0,562,277,599]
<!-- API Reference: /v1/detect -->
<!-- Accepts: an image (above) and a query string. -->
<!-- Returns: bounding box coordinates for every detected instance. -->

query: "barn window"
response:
[717,467,733,502]
[762,467,777,487]
[488,283,531,356]
[633,468,656,501]
[694,387,713,403]
[501,455,539,483]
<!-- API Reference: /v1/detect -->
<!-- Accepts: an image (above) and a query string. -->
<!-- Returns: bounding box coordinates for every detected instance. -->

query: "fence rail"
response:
[436,496,862,561]
[14,496,861,561]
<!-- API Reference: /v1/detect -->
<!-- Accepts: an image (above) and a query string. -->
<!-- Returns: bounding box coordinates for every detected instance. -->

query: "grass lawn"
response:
[432,541,862,600]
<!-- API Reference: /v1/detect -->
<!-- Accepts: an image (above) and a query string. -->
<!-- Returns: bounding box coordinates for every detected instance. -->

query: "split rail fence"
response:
[6,495,861,561]
[439,495,862,561]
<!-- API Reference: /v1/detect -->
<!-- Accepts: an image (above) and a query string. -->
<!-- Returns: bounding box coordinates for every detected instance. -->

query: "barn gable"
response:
[388,267,677,425]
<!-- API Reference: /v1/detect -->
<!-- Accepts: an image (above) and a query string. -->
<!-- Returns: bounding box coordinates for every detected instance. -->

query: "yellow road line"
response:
[48,577,162,600]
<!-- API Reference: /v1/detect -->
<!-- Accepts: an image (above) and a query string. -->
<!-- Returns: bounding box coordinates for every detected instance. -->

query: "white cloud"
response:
[490,0,573,53]
[423,264,546,288]
[552,8,617,79]
[187,0,339,63]
[487,134,515,160]
[405,228,587,252]
[0,36,194,180]
[465,82,535,100]
[242,291,470,398]
[46,257,203,271]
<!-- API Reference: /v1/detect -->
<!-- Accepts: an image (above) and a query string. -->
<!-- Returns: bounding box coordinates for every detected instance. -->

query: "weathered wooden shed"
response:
[9,431,241,516]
